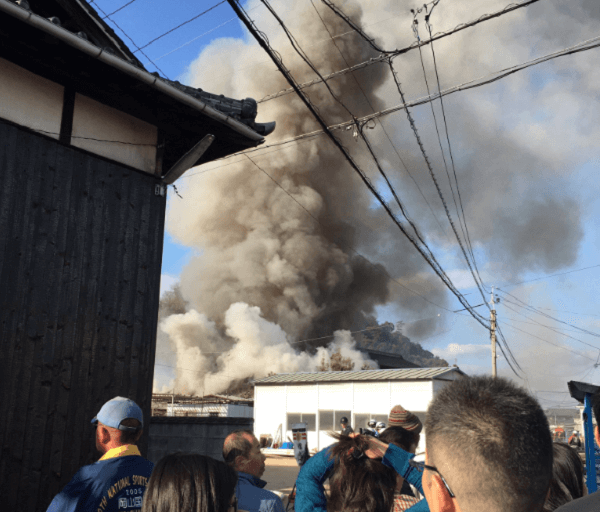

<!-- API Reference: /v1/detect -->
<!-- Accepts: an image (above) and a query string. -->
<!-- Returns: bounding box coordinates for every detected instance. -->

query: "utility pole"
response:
[490,287,497,377]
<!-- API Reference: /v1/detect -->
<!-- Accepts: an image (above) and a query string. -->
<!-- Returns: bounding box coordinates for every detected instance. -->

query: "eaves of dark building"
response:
[361,348,421,370]
[1,0,275,174]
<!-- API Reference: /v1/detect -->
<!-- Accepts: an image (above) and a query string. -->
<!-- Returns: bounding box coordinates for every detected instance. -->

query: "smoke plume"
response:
[156,0,593,393]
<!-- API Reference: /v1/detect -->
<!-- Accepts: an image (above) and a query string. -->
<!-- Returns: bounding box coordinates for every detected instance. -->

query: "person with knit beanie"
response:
[388,405,423,434]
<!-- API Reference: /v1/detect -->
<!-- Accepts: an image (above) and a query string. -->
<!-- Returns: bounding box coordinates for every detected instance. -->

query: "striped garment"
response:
[393,492,421,512]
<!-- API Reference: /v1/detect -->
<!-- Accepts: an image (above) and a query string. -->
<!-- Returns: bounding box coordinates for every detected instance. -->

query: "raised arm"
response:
[294,447,335,512]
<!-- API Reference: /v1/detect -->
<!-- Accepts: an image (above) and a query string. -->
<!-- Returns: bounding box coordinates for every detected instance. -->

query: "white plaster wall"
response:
[390,381,433,413]
[317,382,353,410]
[353,382,391,413]
[286,384,317,412]
[0,57,63,139]
[254,385,287,442]
[72,93,157,173]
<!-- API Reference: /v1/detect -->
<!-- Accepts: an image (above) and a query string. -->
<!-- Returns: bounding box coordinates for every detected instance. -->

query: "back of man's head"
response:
[223,430,254,469]
[426,375,553,512]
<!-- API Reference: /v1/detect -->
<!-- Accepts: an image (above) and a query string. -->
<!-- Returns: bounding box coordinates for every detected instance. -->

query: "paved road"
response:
[263,456,301,494]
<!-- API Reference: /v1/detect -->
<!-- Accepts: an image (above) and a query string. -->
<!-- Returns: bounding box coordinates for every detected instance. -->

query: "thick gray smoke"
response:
[157,0,593,393]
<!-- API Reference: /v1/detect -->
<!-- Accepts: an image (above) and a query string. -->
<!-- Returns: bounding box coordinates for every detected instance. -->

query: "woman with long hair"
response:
[543,442,587,512]
[327,433,421,512]
[141,453,240,512]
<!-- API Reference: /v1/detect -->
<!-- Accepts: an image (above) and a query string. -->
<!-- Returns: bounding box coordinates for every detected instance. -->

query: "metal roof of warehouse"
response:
[253,367,465,385]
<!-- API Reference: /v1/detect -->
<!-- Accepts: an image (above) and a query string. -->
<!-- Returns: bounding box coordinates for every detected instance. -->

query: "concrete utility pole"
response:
[490,287,497,377]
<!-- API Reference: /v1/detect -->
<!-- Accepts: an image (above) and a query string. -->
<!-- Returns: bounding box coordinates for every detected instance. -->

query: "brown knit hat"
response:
[388,405,423,434]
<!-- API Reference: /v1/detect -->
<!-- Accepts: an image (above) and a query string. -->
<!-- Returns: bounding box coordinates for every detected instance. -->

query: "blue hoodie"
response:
[46,445,154,512]
[295,443,429,512]
[236,472,285,512]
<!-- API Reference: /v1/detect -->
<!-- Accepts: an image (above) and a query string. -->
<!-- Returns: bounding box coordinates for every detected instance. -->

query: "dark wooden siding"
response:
[0,120,166,512]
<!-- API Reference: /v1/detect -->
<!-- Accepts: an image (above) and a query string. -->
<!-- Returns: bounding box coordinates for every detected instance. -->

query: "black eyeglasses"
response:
[409,459,456,498]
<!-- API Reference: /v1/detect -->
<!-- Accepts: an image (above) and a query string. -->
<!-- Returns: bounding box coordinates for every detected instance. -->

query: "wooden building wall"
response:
[0,119,166,511]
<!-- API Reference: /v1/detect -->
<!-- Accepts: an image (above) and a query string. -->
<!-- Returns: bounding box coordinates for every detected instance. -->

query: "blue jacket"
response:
[295,443,429,512]
[236,472,285,512]
[46,446,154,512]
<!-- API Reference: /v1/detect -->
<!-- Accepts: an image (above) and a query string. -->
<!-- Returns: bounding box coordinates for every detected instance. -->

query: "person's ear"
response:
[234,454,246,470]
[98,425,111,445]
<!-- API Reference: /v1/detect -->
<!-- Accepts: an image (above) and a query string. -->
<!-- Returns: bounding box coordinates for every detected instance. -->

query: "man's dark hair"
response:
[426,375,553,512]
[222,429,254,467]
[119,418,142,444]
[141,452,237,512]
[379,426,419,452]
[543,442,585,512]
[327,433,396,512]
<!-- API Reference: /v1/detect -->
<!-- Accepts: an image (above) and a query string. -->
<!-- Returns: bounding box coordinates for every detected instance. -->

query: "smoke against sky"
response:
[154,0,600,397]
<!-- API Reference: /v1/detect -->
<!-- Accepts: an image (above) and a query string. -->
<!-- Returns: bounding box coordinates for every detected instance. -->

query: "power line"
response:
[134,1,227,53]
[89,0,169,78]
[498,263,600,289]
[102,0,140,18]
[498,290,600,339]
[307,0,451,244]
[228,0,489,329]
[204,32,600,185]
[243,154,453,313]
[501,322,597,362]
[259,0,544,103]
[422,6,486,294]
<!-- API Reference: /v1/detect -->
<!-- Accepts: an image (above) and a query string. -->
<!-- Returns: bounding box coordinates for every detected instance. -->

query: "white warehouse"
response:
[253,367,465,452]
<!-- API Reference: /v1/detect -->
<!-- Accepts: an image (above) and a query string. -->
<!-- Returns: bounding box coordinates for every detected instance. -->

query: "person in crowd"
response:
[542,443,586,512]
[223,430,285,512]
[418,375,553,512]
[340,416,354,436]
[376,421,387,435]
[326,433,408,512]
[568,431,581,449]
[379,426,425,510]
[297,377,554,512]
[364,419,379,437]
[141,453,239,512]
[46,397,153,512]
[555,389,600,511]
[295,404,427,512]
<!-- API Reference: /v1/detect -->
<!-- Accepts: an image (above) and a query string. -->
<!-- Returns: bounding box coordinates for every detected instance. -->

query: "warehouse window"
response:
[287,413,316,432]
[319,410,334,431]
[334,410,352,427]
[354,413,389,431]
[319,410,353,431]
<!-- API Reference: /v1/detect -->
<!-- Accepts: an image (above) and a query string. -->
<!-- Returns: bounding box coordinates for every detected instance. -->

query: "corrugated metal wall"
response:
[0,120,166,512]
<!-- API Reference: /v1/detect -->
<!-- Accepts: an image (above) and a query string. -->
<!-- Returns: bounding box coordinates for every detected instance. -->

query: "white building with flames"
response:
[253,367,465,452]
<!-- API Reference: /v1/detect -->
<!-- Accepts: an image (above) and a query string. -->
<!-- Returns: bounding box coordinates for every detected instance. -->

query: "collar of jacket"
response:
[237,471,267,489]
[99,444,141,461]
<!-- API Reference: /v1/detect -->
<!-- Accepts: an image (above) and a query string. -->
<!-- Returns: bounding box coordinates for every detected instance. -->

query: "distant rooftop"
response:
[253,367,465,385]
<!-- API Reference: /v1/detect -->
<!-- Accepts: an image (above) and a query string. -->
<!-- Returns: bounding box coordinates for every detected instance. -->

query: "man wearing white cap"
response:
[46,397,154,512]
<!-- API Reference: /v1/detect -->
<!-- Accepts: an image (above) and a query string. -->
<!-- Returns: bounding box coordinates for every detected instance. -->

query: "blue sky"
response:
[93,0,600,409]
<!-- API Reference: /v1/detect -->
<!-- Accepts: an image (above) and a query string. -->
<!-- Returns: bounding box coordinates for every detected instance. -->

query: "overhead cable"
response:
[422,8,486,292]
[244,154,454,313]
[259,0,544,103]
[308,0,451,242]
[90,0,169,78]
[498,263,600,288]
[102,0,139,18]
[134,1,227,53]
[250,33,600,156]
[501,323,597,362]
[498,290,600,340]
[227,0,489,329]
[324,0,489,308]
